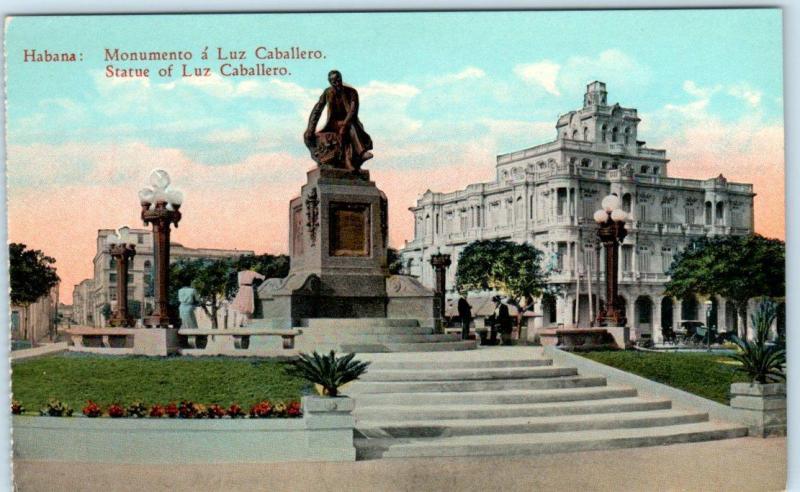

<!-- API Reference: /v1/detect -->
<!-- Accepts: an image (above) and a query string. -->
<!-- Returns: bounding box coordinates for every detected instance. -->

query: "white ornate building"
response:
[400,81,756,342]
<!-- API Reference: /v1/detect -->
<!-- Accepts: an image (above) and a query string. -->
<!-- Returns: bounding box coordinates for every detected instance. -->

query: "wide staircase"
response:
[348,348,747,459]
[295,318,476,353]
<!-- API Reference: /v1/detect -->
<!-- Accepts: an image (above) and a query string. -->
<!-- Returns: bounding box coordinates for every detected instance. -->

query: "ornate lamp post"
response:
[593,194,628,327]
[107,227,136,327]
[139,170,183,328]
[429,251,452,321]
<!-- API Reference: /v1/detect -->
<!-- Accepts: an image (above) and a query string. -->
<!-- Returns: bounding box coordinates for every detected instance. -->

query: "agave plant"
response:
[286,350,370,397]
[729,300,785,384]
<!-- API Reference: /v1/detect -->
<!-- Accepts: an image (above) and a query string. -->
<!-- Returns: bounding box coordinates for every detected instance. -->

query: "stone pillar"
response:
[718,297,728,333]
[652,296,663,344]
[555,295,567,327]
[429,253,452,324]
[108,244,136,327]
[301,396,357,460]
[675,298,683,329]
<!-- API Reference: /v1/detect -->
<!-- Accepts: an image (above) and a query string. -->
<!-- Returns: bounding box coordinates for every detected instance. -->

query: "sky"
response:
[4,10,785,302]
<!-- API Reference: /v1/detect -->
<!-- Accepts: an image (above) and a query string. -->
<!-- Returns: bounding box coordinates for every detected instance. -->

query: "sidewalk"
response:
[10,341,68,362]
[12,437,786,491]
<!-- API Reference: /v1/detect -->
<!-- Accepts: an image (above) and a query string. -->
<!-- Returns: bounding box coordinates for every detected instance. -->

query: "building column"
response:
[718,297,728,333]
[555,294,568,327]
[652,295,663,344]
[674,298,682,330]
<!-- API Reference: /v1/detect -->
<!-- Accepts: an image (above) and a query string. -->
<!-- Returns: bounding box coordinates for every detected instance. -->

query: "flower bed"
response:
[18,398,305,419]
[12,396,355,464]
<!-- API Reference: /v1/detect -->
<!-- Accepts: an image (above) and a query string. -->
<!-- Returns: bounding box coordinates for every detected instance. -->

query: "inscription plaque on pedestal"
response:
[330,203,370,256]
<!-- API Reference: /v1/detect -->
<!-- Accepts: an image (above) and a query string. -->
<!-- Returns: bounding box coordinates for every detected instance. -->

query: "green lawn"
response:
[579,351,750,404]
[11,353,309,413]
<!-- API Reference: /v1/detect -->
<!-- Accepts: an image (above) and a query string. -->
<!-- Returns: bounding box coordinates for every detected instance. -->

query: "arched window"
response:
[601,161,608,169]
[704,202,712,225]
[652,167,659,175]
[624,127,630,145]
[571,129,579,139]
[583,127,589,141]
[641,166,649,174]
[612,127,619,143]
[601,124,608,143]
[109,258,117,269]
[581,158,592,168]
[716,202,725,221]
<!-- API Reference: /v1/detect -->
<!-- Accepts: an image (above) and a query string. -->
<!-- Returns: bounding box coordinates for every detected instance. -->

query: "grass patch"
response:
[11,353,310,413]
[579,350,750,404]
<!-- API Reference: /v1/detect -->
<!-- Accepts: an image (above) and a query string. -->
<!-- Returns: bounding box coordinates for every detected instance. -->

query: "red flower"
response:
[149,404,165,418]
[82,401,102,418]
[249,400,273,418]
[165,402,179,418]
[107,403,126,418]
[178,400,198,419]
[227,403,245,419]
[206,404,225,419]
[286,401,302,418]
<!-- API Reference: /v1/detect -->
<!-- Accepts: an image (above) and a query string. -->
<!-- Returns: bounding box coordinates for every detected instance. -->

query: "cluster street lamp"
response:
[429,250,452,323]
[139,169,183,328]
[106,227,137,327]
[593,194,629,327]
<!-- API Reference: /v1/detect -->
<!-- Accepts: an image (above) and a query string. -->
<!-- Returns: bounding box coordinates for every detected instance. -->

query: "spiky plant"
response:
[729,300,786,384]
[286,350,370,397]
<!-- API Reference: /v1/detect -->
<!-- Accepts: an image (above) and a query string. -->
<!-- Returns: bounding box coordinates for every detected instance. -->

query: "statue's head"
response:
[328,70,343,90]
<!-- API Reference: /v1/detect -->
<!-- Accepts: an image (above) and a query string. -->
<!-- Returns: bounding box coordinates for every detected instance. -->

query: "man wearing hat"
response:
[491,295,513,345]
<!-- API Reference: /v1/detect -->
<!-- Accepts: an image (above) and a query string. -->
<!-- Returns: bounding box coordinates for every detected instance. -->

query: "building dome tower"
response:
[584,81,608,107]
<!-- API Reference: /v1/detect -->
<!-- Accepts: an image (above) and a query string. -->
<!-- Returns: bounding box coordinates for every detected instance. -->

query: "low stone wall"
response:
[12,396,356,464]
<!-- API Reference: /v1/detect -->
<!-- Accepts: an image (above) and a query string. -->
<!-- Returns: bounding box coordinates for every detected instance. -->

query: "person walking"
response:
[457,293,473,340]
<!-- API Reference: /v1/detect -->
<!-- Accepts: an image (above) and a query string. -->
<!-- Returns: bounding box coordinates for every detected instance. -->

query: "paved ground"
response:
[12,437,786,491]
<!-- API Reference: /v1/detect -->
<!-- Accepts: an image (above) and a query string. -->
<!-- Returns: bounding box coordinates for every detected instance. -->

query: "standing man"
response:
[457,292,472,340]
[493,295,513,346]
[304,70,374,170]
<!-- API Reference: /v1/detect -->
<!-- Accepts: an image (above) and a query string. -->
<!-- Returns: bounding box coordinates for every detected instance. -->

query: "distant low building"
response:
[74,227,254,327]
[11,283,59,346]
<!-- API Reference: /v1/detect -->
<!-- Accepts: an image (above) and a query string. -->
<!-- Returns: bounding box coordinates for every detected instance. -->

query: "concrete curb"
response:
[10,342,68,361]
[543,346,756,430]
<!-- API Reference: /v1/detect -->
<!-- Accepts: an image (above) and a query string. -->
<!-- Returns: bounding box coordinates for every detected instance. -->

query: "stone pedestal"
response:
[259,166,436,327]
[132,328,180,356]
[730,382,786,437]
[301,395,357,460]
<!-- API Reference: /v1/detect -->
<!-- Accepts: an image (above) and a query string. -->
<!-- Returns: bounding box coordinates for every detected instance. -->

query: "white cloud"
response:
[428,66,486,86]
[727,83,762,107]
[513,60,561,95]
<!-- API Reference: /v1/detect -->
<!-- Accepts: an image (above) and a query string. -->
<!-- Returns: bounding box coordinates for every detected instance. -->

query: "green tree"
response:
[665,234,784,337]
[9,243,60,306]
[455,239,549,323]
[101,303,112,323]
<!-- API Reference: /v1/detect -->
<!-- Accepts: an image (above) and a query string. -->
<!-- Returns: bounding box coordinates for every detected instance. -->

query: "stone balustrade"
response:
[178,328,302,357]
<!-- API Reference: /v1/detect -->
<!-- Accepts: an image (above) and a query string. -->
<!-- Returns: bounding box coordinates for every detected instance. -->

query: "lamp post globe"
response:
[140,169,183,328]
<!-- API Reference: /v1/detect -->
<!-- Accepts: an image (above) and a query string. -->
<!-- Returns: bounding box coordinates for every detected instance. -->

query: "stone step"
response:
[354,422,748,460]
[301,334,460,344]
[302,340,477,353]
[354,397,671,421]
[301,326,435,335]
[302,318,421,329]
[347,374,602,394]
[367,358,553,370]
[350,386,635,406]
[356,409,708,439]
[360,366,578,382]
